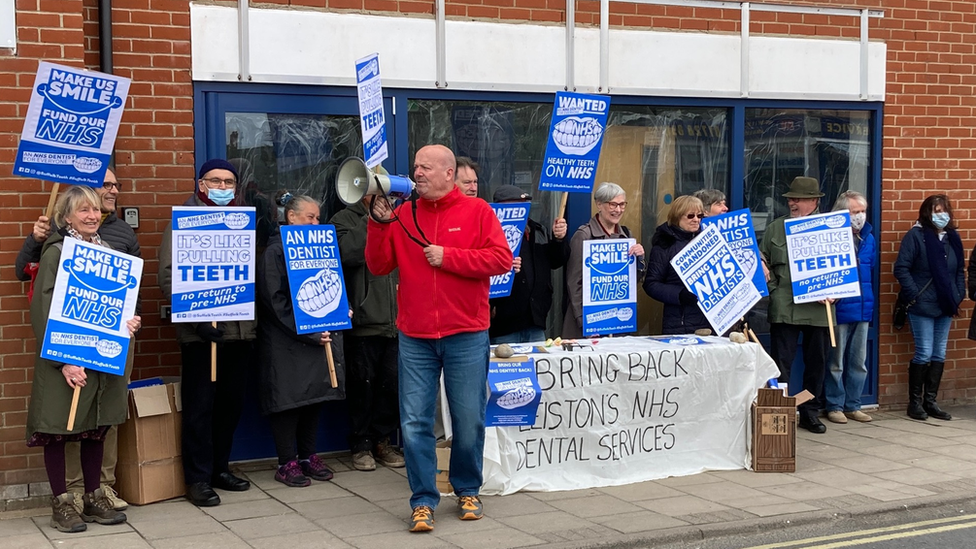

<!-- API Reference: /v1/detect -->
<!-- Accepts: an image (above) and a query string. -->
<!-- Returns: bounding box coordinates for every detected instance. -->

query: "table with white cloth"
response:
[481,336,780,496]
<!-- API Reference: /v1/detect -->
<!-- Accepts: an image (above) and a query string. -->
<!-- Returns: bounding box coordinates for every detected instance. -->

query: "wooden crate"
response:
[752,388,797,473]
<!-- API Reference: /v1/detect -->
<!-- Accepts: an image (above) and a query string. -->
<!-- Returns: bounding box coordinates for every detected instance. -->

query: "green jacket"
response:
[759,215,835,327]
[27,231,131,438]
[330,202,398,338]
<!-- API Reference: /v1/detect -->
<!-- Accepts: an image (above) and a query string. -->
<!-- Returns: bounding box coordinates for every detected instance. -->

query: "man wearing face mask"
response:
[759,176,835,434]
[158,159,257,507]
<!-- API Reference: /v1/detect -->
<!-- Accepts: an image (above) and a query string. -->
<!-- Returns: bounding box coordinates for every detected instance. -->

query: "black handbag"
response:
[893,280,932,331]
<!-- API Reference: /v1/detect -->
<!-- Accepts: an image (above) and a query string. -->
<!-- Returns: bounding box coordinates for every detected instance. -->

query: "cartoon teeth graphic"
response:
[552,116,604,155]
[734,248,758,279]
[503,225,522,252]
[73,157,102,174]
[496,383,537,410]
[96,339,123,359]
[297,268,342,318]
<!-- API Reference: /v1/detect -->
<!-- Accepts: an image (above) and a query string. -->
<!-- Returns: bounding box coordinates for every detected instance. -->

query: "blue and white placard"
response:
[784,211,860,304]
[41,239,143,375]
[489,203,530,298]
[170,207,256,322]
[538,92,611,193]
[486,358,542,427]
[701,208,768,297]
[582,239,637,336]
[670,225,761,336]
[281,225,352,334]
[14,62,130,187]
[355,53,388,169]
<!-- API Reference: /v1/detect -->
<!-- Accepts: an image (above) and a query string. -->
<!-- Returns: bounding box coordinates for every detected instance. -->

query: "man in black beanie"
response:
[158,159,255,506]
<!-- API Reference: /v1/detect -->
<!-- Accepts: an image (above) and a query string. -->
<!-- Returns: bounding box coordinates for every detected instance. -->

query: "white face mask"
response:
[850,212,866,231]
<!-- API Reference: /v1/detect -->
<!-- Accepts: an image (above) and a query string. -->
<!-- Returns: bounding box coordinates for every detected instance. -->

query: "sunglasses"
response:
[685,213,705,220]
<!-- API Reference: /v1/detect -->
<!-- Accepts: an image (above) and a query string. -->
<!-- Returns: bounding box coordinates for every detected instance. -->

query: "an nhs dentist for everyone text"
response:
[28,186,139,533]
[158,159,254,507]
[563,182,645,339]
[365,145,512,533]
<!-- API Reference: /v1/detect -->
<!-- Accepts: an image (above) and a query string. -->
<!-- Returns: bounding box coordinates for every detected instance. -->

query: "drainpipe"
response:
[99,0,113,73]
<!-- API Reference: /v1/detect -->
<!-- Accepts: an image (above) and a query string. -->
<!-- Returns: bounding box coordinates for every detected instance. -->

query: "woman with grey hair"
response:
[562,182,645,338]
[692,189,728,216]
[825,191,874,424]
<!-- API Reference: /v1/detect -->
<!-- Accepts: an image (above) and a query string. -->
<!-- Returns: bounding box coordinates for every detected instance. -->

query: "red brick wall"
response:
[0,0,972,488]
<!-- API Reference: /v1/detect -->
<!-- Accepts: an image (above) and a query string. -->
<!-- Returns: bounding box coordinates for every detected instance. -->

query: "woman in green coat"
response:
[27,185,140,533]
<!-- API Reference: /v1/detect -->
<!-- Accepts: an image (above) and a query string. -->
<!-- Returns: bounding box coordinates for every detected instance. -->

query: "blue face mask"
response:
[932,212,950,229]
[208,188,235,206]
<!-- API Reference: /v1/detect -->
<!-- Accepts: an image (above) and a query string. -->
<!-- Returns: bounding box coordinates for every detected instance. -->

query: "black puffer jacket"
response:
[642,222,710,335]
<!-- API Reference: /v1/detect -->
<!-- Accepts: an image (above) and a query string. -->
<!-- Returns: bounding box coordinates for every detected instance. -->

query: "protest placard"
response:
[280,224,352,334]
[488,203,530,298]
[41,238,143,376]
[486,358,542,427]
[14,62,130,187]
[701,208,768,297]
[670,224,761,336]
[785,211,860,304]
[538,92,611,194]
[170,207,256,322]
[355,53,388,169]
[582,238,637,336]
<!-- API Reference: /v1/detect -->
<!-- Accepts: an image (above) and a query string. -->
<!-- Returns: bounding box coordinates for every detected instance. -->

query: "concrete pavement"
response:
[3,406,976,549]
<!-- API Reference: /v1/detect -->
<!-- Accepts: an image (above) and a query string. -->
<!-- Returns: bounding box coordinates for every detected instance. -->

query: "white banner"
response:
[482,336,779,495]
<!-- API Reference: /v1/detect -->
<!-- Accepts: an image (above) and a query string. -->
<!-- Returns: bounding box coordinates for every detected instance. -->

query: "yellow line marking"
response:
[806,521,976,549]
[740,513,976,549]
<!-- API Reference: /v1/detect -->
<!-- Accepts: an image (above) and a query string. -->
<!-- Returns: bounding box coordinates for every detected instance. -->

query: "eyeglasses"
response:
[102,181,122,191]
[606,201,627,210]
[685,213,705,219]
[202,177,237,188]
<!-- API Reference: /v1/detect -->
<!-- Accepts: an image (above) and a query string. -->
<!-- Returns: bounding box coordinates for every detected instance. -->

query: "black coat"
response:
[893,226,965,319]
[489,219,570,338]
[256,232,345,415]
[642,222,710,335]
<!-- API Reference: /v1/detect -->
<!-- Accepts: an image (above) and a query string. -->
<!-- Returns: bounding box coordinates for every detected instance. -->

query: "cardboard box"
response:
[436,440,453,494]
[751,388,812,473]
[115,378,185,505]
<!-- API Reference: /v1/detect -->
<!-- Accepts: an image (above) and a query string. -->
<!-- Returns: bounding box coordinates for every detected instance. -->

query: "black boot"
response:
[923,361,952,420]
[907,362,928,420]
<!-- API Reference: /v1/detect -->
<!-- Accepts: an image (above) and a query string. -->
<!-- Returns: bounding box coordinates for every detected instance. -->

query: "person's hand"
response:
[195,323,225,344]
[629,244,644,257]
[762,259,770,282]
[819,298,836,305]
[62,365,87,389]
[491,306,496,319]
[33,215,52,243]
[368,196,393,222]
[513,256,522,273]
[320,331,332,346]
[126,316,141,336]
[424,245,444,267]
[553,218,567,240]
[679,289,698,305]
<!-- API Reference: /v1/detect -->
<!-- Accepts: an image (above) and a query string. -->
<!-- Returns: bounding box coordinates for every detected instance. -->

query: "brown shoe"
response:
[826,411,848,424]
[845,410,873,422]
[81,488,127,525]
[409,505,434,532]
[50,493,86,533]
[374,439,405,468]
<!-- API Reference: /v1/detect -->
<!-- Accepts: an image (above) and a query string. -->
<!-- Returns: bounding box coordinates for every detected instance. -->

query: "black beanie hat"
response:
[198,158,239,182]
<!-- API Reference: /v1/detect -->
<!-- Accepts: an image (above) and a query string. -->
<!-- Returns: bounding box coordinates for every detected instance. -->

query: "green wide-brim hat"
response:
[782,176,824,198]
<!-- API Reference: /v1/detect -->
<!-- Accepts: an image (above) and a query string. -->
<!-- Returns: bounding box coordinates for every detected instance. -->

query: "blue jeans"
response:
[398,331,488,510]
[908,313,952,363]
[825,322,868,412]
[490,327,546,345]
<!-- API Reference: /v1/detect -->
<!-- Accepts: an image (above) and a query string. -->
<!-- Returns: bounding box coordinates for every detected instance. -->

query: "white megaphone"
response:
[335,157,415,206]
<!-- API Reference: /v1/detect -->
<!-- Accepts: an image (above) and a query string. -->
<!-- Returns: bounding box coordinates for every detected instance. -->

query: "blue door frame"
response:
[192,82,884,460]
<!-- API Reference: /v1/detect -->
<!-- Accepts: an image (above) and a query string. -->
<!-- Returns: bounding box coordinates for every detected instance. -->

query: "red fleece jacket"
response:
[365,187,513,339]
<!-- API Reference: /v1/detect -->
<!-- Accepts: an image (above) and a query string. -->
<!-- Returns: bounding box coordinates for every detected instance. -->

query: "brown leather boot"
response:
[81,488,127,525]
[51,493,86,533]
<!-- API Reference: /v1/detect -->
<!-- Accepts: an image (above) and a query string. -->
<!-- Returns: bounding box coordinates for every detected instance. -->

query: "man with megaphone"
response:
[364,144,512,533]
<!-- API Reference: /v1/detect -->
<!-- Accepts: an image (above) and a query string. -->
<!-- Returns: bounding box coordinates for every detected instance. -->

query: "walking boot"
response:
[50,493,86,533]
[923,361,952,420]
[907,361,928,420]
[81,488,128,525]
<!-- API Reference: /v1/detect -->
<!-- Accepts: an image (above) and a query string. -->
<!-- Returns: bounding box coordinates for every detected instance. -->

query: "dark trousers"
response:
[344,334,400,453]
[180,341,253,484]
[268,404,321,465]
[769,323,829,416]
